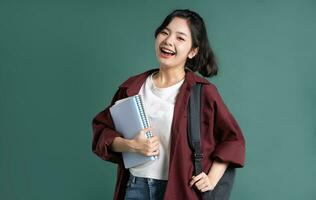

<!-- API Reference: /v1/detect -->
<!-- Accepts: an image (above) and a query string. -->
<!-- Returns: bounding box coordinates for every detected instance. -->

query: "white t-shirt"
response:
[129,71,184,180]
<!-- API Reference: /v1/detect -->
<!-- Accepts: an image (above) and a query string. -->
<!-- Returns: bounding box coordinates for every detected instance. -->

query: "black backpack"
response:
[188,84,236,200]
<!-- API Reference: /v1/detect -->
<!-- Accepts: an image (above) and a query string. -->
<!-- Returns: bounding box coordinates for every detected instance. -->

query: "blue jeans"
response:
[124,174,168,200]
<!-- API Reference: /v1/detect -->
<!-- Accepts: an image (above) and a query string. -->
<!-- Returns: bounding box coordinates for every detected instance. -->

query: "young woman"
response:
[92,9,245,200]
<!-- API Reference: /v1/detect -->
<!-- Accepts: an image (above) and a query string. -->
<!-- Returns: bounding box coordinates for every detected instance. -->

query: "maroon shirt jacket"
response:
[92,68,246,200]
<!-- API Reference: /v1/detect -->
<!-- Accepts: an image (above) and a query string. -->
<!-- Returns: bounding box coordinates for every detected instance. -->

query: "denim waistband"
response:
[129,174,168,184]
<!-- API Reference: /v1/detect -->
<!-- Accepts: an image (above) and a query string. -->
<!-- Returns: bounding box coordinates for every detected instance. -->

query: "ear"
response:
[188,47,199,59]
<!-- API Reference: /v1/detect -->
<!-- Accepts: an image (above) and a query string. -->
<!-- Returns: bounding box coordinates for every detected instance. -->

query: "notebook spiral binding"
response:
[135,95,157,160]
[135,95,152,138]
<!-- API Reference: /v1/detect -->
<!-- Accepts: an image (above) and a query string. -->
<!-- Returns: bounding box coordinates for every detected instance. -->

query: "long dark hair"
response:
[154,9,218,77]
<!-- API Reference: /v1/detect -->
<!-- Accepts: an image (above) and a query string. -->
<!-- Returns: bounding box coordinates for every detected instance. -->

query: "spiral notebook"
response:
[109,94,157,168]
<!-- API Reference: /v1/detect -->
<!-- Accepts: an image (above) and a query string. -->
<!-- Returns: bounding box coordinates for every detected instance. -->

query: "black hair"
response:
[154,9,218,77]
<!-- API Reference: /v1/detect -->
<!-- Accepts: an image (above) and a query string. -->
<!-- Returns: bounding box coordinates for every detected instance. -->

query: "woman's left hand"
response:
[189,172,214,192]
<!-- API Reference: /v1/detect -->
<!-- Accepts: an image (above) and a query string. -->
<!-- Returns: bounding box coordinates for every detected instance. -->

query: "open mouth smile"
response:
[160,47,176,58]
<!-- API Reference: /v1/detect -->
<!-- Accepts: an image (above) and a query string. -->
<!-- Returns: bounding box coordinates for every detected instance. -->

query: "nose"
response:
[163,35,174,47]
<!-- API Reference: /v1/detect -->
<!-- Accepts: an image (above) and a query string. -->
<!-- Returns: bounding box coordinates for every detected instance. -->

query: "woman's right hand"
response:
[131,127,160,157]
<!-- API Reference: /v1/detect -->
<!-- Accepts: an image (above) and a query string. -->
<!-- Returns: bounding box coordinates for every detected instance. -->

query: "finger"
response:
[150,148,159,156]
[189,176,195,186]
[151,135,160,142]
[137,130,150,140]
[201,186,212,192]
[152,145,160,152]
[193,172,205,182]
[190,172,207,186]
[148,137,158,144]
[152,140,160,147]
[195,179,205,188]
[195,180,208,190]
[154,145,160,152]
[142,127,153,134]
[153,149,159,156]
[149,140,160,148]
[149,143,159,151]
[146,149,157,156]
[146,126,153,131]
[190,176,200,186]
[195,176,209,188]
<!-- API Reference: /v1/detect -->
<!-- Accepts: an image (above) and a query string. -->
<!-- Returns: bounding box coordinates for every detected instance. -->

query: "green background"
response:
[1,1,315,199]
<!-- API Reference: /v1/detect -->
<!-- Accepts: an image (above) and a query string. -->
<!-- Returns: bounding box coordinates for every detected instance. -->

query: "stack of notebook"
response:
[109,94,157,168]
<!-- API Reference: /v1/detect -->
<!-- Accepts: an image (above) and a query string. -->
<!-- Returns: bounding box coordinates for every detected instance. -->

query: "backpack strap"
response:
[188,83,236,200]
[188,83,203,176]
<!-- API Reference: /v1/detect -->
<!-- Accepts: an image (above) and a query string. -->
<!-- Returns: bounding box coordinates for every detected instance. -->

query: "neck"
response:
[153,66,186,88]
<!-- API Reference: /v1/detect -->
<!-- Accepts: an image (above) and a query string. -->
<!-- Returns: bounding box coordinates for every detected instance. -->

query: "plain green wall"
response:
[1,1,315,200]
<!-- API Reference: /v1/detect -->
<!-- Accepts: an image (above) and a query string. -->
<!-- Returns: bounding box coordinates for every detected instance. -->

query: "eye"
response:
[160,30,168,35]
[177,37,185,41]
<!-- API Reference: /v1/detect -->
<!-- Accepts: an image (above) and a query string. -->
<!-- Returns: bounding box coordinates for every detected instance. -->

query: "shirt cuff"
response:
[212,141,245,168]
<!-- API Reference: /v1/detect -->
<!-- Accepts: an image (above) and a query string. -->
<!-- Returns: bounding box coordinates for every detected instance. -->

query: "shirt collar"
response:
[119,68,210,96]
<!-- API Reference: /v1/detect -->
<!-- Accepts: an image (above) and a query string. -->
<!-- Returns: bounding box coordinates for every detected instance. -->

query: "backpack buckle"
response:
[194,153,204,160]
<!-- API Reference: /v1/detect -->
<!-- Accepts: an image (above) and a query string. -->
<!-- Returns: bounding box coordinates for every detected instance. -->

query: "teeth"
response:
[161,47,175,54]
[164,49,174,53]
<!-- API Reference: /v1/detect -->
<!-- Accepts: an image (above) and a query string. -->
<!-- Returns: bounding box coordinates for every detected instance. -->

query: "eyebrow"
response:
[164,27,188,37]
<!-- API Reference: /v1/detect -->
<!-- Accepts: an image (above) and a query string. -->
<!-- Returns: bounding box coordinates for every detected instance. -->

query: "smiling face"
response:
[155,17,198,70]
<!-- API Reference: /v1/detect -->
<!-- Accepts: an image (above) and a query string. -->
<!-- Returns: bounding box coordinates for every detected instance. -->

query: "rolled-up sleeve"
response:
[92,88,125,164]
[210,86,246,167]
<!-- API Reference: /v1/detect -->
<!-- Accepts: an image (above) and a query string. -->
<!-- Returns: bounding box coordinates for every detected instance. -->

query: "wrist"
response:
[111,137,138,153]
[207,175,216,190]
[127,139,139,153]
